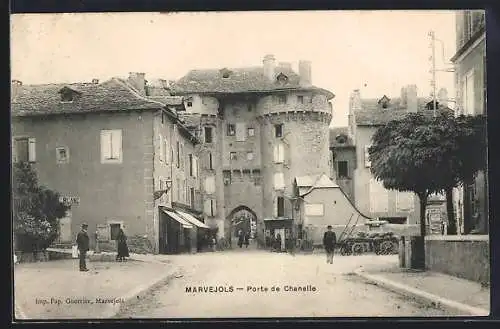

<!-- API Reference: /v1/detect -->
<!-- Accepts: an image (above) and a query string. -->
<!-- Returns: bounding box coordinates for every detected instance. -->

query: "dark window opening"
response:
[61,92,73,102]
[14,138,29,162]
[204,127,213,143]
[227,124,236,136]
[189,154,193,176]
[190,188,195,209]
[337,161,348,178]
[298,95,304,104]
[297,224,303,239]
[277,95,287,104]
[176,141,180,168]
[230,152,237,161]
[277,196,285,217]
[275,124,283,138]
[223,170,232,185]
[110,223,121,240]
[208,152,213,170]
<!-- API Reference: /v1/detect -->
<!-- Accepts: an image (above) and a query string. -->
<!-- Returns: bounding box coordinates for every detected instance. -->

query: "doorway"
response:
[275,228,285,251]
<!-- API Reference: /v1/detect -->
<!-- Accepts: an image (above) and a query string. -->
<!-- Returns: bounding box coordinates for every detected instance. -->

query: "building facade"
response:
[172,55,335,244]
[11,75,203,254]
[451,9,487,235]
[330,85,451,226]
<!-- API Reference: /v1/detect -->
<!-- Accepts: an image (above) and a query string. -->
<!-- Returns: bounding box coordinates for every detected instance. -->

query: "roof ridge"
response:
[112,78,166,107]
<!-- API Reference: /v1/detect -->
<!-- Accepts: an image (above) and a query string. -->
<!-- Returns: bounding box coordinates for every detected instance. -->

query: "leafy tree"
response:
[368,111,486,268]
[13,162,69,252]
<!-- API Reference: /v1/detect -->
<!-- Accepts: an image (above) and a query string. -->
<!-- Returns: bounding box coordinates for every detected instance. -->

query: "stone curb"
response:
[353,269,489,317]
[105,266,182,318]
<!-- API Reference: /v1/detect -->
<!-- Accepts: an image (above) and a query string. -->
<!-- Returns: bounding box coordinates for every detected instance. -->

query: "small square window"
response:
[56,147,69,164]
[248,128,255,137]
[230,152,237,161]
[247,152,254,161]
[186,97,193,107]
[227,124,236,136]
[298,95,304,104]
[275,124,283,138]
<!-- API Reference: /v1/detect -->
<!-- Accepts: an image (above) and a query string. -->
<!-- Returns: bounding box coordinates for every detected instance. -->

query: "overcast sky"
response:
[11,11,457,127]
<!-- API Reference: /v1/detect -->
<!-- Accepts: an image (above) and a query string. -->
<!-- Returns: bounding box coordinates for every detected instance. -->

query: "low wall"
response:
[425,235,490,284]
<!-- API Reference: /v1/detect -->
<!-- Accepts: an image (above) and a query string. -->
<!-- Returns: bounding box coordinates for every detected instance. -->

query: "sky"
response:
[10,11,457,127]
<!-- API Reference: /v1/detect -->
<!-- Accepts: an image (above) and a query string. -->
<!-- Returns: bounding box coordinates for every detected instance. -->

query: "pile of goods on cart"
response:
[337,218,399,256]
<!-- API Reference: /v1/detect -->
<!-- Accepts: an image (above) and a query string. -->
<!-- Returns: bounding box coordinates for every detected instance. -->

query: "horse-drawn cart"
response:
[338,218,399,256]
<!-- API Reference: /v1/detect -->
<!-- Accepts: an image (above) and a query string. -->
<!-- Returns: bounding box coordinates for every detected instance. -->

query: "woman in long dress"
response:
[116,228,130,261]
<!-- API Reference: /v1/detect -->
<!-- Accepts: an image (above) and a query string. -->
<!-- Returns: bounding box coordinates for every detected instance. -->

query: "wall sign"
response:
[59,196,80,206]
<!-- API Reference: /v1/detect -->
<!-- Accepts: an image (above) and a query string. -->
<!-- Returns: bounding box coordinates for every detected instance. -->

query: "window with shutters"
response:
[235,123,246,141]
[230,152,237,161]
[100,130,122,163]
[204,127,213,143]
[163,137,169,163]
[297,95,304,104]
[275,196,285,217]
[204,199,216,217]
[13,137,36,163]
[274,172,285,190]
[247,152,254,161]
[276,95,287,105]
[273,143,285,163]
[190,187,195,209]
[275,124,283,138]
[248,127,255,137]
[227,124,236,136]
[189,154,193,176]
[56,146,69,164]
[208,152,213,170]
[369,178,389,213]
[204,176,215,194]
[396,191,415,212]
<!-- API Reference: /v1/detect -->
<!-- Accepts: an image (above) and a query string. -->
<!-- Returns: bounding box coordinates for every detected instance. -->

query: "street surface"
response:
[117,248,449,318]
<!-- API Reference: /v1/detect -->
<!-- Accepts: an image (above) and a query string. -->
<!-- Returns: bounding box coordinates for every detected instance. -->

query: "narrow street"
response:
[117,249,449,318]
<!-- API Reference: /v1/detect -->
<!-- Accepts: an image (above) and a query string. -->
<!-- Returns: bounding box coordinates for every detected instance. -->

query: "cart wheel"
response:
[379,240,394,255]
[351,243,364,255]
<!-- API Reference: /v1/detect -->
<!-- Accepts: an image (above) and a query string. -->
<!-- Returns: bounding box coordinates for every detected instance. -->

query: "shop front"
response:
[263,218,294,252]
[159,207,193,254]
[176,209,211,252]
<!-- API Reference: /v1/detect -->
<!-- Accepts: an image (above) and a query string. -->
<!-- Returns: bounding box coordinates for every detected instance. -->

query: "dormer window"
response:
[220,68,232,79]
[58,86,80,103]
[336,134,347,144]
[378,95,391,109]
[276,72,289,84]
[186,97,193,107]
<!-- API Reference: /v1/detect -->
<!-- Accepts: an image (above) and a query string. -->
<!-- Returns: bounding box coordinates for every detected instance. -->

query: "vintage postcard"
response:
[11,10,490,320]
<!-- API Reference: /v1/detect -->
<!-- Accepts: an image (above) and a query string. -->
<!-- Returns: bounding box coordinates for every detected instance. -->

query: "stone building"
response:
[330,85,451,226]
[172,55,335,244]
[451,9,487,235]
[11,74,204,254]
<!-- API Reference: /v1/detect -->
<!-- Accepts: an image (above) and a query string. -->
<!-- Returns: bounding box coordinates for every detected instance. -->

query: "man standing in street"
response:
[76,223,90,272]
[323,225,337,264]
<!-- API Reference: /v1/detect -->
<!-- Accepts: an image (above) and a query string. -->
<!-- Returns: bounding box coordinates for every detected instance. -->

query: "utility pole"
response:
[429,30,437,117]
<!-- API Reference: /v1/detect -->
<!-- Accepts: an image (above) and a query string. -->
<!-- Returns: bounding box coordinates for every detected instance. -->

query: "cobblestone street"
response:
[117,250,449,318]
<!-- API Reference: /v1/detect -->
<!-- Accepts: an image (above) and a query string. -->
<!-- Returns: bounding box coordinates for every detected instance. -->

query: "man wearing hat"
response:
[76,223,90,271]
[323,225,337,264]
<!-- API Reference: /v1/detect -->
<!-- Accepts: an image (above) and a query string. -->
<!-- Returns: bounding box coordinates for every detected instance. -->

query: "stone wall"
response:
[425,235,489,284]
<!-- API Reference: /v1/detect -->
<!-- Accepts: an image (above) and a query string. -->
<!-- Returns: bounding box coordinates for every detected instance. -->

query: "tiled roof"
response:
[11,78,165,117]
[173,66,334,99]
[296,173,339,196]
[354,97,453,126]
[329,126,354,148]
[147,96,184,106]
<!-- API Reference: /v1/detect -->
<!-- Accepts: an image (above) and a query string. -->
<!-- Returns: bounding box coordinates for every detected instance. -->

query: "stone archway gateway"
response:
[226,206,258,239]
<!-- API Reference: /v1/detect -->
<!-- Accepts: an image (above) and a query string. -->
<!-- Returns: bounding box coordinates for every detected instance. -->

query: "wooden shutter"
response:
[236,123,246,142]
[211,199,216,217]
[28,138,36,162]
[273,144,279,163]
[101,130,111,161]
[111,130,122,160]
[273,196,278,218]
[204,199,211,216]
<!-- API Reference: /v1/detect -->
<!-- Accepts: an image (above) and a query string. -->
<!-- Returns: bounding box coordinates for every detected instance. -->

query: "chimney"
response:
[438,88,448,106]
[128,72,146,95]
[278,62,292,70]
[263,54,276,81]
[11,80,22,99]
[349,89,362,113]
[403,84,418,113]
[92,78,99,84]
[298,60,312,87]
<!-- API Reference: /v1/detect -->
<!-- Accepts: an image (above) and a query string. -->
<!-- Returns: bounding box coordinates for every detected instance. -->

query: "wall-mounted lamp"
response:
[153,178,173,200]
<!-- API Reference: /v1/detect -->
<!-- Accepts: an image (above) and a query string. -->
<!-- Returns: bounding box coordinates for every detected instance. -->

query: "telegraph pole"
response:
[429,30,437,117]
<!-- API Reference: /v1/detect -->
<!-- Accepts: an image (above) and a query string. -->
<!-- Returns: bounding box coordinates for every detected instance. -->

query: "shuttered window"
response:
[101,130,122,163]
[273,143,285,163]
[204,176,215,194]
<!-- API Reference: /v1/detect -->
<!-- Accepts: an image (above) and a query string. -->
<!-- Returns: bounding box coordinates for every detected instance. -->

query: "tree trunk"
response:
[413,192,428,270]
[446,187,457,235]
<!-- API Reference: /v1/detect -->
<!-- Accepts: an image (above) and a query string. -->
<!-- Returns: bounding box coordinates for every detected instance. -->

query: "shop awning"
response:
[176,210,210,229]
[161,208,193,228]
